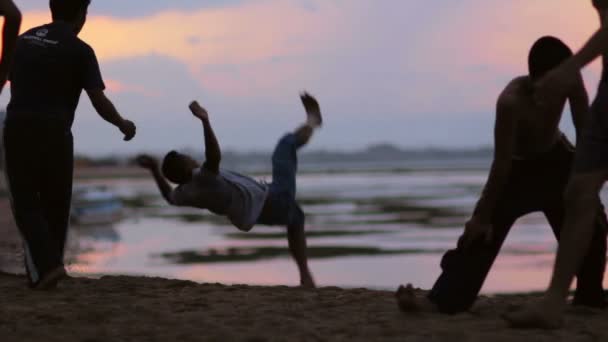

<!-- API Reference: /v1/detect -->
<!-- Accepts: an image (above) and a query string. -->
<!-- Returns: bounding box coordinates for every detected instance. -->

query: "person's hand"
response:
[459,216,493,249]
[135,154,158,169]
[189,101,209,121]
[534,62,578,107]
[120,119,136,141]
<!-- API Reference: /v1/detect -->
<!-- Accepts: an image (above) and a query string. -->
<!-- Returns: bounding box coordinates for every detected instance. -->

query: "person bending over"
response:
[137,93,323,288]
[396,36,607,315]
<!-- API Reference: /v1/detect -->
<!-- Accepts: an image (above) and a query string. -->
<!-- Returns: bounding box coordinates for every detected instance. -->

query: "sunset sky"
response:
[2,0,604,155]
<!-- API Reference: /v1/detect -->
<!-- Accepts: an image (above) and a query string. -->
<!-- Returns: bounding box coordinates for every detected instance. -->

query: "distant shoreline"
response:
[73,164,490,180]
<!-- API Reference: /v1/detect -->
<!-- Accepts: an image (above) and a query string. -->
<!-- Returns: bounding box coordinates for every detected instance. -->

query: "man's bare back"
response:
[397,36,593,315]
[500,76,568,157]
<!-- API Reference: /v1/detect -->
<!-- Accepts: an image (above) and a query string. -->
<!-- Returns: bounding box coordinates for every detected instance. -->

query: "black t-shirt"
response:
[6,22,105,127]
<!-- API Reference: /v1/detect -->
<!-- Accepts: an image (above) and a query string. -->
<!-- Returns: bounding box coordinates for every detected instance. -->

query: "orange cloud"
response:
[105,79,161,97]
[20,2,336,66]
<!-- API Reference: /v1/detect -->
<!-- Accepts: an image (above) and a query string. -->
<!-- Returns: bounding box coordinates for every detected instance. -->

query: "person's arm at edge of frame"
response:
[568,7,608,71]
[0,0,21,93]
[568,73,590,146]
[538,6,608,96]
[189,101,221,174]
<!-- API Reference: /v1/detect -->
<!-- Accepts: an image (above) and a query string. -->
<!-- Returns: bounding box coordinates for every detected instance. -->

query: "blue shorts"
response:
[256,133,305,227]
[575,68,608,173]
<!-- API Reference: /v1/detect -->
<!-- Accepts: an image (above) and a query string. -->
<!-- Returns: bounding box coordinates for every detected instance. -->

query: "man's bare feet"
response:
[503,298,564,330]
[300,92,322,128]
[34,265,67,291]
[395,284,438,313]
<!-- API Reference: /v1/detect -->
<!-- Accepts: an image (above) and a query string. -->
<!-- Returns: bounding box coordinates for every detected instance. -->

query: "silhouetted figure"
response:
[396,37,608,315]
[137,93,322,288]
[506,0,608,329]
[4,0,136,290]
[0,0,21,93]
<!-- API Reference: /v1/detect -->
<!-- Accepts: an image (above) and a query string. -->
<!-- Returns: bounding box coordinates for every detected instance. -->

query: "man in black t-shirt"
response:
[4,0,136,290]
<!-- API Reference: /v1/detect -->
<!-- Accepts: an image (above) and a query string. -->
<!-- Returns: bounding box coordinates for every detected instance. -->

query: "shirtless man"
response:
[506,0,608,329]
[136,93,322,288]
[396,36,608,314]
[0,0,21,93]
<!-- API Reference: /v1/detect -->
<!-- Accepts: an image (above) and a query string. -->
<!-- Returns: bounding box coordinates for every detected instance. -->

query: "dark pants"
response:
[3,119,73,285]
[429,138,608,314]
[257,133,305,227]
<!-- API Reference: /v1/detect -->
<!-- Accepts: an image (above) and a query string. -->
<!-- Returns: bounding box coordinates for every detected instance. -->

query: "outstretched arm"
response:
[568,6,608,70]
[0,0,21,93]
[568,74,590,144]
[189,101,221,174]
[535,6,608,100]
[136,155,174,205]
[87,89,136,141]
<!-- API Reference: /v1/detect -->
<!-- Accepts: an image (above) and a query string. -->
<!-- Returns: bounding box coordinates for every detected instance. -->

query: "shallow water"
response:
[67,165,608,294]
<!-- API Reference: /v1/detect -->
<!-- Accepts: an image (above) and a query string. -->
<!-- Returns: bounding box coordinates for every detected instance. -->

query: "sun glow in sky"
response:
[2,0,603,155]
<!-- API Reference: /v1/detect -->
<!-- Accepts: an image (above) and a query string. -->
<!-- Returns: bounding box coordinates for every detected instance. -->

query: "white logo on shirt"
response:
[35,29,48,38]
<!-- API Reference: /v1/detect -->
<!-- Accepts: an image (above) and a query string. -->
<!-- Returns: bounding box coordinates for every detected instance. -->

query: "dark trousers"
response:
[428,138,608,314]
[3,119,73,285]
[257,133,305,227]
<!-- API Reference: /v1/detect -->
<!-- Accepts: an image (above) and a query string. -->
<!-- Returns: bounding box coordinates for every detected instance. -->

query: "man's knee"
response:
[288,206,305,228]
[272,134,297,161]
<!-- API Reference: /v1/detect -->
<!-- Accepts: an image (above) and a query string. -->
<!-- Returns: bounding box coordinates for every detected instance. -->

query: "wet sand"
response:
[2,198,608,341]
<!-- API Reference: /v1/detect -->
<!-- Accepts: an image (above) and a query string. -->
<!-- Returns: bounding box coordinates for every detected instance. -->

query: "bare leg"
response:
[287,220,315,288]
[505,170,608,329]
[294,125,314,147]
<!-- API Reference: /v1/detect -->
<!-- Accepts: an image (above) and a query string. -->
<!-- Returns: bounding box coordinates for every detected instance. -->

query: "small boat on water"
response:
[71,186,123,225]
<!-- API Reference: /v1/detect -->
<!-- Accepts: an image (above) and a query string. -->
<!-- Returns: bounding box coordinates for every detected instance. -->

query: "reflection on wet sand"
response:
[158,246,434,264]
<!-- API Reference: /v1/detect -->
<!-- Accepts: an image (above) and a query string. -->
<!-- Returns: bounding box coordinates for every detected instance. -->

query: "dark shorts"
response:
[256,133,305,227]
[575,70,608,173]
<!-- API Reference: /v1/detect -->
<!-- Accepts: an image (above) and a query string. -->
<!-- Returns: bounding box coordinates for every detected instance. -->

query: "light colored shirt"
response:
[171,168,269,232]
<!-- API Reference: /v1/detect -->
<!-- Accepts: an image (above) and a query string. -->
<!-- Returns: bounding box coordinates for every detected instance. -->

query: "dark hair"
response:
[528,36,573,81]
[50,0,91,22]
[162,151,193,184]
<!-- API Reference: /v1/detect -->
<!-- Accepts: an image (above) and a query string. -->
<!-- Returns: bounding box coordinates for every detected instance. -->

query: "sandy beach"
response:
[1,274,608,342]
[0,200,607,341]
